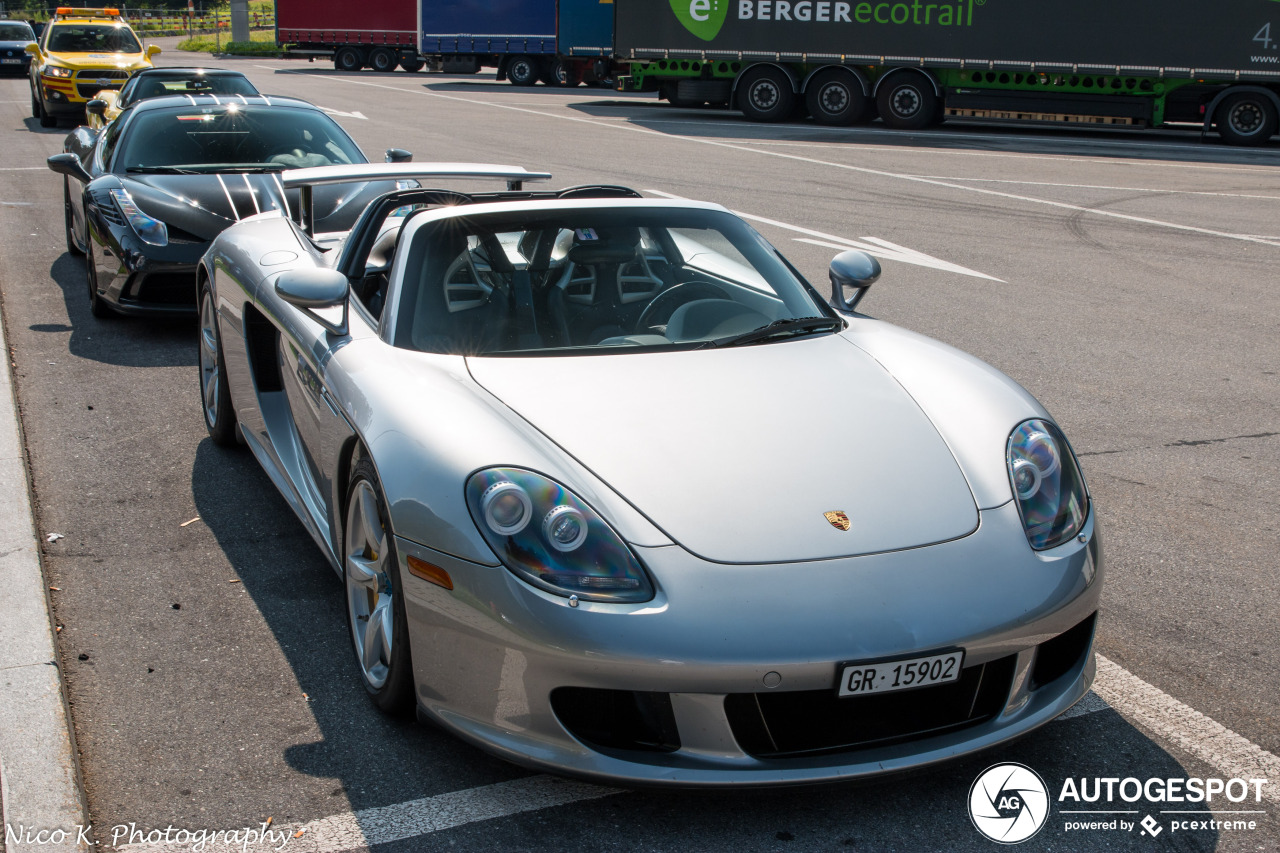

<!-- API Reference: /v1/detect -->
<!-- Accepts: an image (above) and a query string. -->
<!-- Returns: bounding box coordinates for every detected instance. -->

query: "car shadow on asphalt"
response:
[18,115,76,134]
[190,438,531,821]
[46,251,197,367]
[189,436,1226,850]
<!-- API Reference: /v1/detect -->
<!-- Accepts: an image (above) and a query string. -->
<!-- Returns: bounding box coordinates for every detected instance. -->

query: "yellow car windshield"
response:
[48,24,141,54]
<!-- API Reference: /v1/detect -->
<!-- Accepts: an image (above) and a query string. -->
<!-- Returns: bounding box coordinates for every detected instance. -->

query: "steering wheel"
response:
[636,280,731,333]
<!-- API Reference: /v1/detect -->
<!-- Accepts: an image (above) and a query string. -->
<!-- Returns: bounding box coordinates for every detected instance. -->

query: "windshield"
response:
[47,23,141,53]
[121,74,259,107]
[113,105,365,172]
[389,206,831,356]
[0,23,34,40]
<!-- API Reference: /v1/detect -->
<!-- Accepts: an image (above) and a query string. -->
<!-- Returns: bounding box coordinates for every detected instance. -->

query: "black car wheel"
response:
[737,66,795,123]
[806,69,866,126]
[33,84,55,127]
[369,47,399,73]
[334,46,365,72]
[344,455,414,713]
[876,73,938,131]
[62,180,83,257]
[506,55,539,87]
[1217,92,1279,146]
[198,283,238,446]
[83,226,113,318]
[399,58,424,73]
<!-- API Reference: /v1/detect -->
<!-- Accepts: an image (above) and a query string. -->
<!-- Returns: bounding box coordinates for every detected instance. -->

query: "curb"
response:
[0,298,89,848]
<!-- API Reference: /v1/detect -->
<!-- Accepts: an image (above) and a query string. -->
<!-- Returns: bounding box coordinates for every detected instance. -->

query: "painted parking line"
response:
[114,656,1278,851]
[900,175,1280,202]
[644,188,1002,281]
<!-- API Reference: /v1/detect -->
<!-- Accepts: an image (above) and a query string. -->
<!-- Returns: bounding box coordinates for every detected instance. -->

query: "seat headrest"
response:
[567,226,640,265]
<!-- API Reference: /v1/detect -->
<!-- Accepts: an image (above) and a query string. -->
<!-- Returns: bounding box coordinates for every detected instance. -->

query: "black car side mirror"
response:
[384,148,413,163]
[829,250,881,314]
[46,152,91,184]
[276,268,350,336]
[86,99,107,117]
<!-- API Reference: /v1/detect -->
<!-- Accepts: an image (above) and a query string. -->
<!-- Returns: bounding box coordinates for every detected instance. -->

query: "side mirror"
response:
[275,268,349,336]
[828,250,881,314]
[46,152,91,183]
[384,148,413,164]
[25,42,40,56]
[86,99,107,117]
[146,44,162,58]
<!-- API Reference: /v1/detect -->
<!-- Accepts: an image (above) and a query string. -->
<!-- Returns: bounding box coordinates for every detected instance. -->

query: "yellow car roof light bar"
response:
[54,7,122,20]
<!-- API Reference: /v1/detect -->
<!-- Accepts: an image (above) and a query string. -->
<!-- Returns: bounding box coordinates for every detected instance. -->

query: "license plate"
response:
[837,650,964,697]
[1,59,21,64]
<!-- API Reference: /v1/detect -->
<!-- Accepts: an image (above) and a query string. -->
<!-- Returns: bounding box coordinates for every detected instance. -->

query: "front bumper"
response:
[94,228,208,316]
[398,501,1103,787]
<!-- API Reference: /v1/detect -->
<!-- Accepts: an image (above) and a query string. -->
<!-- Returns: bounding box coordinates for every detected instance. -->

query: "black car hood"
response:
[120,173,397,241]
[1,41,33,54]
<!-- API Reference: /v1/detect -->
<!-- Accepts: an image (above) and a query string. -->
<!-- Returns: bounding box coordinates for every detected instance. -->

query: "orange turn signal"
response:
[406,556,453,590]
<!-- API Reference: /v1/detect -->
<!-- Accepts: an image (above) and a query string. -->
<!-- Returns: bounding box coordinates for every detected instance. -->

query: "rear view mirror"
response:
[384,148,413,163]
[275,268,350,336]
[828,250,881,313]
[86,99,107,117]
[46,152,91,183]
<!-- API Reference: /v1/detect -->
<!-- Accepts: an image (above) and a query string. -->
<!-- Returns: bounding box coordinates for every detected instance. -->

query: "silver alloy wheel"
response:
[818,81,849,114]
[891,86,921,118]
[1229,100,1263,135]
[346,480,394,689]
[750,79,781,111]
[198,290,220,427]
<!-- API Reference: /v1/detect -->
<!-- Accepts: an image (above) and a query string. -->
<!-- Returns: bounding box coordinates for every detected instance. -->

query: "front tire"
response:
[876,73,938,130]
[737,66,795,122]
[1216,92,1279,146]
[35,87,56,127]
[506,55,539,87]
[198,283,238,446]
[63,180,83,257]
[399,58,424,73]
[83,226,113,318]
[344,456,414,714]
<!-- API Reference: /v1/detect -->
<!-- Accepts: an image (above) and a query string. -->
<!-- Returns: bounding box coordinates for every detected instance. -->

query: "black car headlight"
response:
[466,467,654,603]
[109,188,168,247]
[1006,419,1088,550]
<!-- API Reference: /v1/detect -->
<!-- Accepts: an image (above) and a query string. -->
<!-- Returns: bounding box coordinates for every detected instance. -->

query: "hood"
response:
[0,42,34,52]
[467,333,978,564]
[123,175,392,240]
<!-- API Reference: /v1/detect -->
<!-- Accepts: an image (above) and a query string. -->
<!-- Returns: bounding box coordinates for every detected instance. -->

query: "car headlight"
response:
[109,188,167,247]
[1007,419,1088,550]
[43,65,74,78]
[466,467,654,603]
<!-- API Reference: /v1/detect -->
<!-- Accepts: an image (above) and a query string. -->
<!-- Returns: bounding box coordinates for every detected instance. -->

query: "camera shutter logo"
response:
[969,763,1050,844]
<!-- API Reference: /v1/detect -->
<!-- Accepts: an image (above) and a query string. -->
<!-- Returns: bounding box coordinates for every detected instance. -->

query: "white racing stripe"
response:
[1093,655,1280,804]
[115,776,621,853]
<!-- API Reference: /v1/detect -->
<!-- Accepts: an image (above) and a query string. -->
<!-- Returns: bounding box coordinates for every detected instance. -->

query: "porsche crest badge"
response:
[824,511,851,531]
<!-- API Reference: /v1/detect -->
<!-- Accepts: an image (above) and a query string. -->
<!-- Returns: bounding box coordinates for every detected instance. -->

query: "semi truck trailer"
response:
[614,0,1280,144]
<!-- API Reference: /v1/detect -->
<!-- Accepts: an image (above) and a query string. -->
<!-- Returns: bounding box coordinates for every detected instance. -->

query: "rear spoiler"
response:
[280,163,553,234]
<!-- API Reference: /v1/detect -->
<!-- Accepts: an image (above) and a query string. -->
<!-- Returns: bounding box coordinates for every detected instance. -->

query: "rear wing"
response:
[280,163,553,234]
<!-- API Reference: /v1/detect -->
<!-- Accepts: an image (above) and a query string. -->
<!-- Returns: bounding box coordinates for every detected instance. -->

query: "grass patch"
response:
[177,29,281,56]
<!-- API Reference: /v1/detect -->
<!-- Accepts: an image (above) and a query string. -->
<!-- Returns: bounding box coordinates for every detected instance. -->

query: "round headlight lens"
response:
[543,505,588,552]
[1007,419,1088,550]
[480,481,531,535]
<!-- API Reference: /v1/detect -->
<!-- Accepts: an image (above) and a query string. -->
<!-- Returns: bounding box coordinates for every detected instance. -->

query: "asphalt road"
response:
[1,44,1278,851]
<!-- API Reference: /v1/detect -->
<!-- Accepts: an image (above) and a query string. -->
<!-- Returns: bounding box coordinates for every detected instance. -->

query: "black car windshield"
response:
[0,23,34,40]
[389,206,833,356]
[113,105,365,171]
[47,23,141,53]
[121,74,259,107]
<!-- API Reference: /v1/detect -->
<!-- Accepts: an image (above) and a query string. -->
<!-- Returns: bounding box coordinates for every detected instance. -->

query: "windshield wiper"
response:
[707,316,844,348]
[125,165,201,174]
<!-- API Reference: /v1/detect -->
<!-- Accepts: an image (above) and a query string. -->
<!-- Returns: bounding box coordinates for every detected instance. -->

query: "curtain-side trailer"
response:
[615,0,1280,144]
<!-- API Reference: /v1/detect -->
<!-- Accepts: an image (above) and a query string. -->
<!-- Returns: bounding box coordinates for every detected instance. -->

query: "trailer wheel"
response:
[334,47,365,72]
[806,68,866,126]
[369,48,399,73]
[507,55,540,87]
[737,66,795,122]
[399,58,425,73]
[1216,92,1279,146]
[876,72,937,131]
[543,58,578,87]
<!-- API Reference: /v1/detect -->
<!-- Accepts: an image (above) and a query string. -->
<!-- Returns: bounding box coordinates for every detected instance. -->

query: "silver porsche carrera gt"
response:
[197,163,1102,787]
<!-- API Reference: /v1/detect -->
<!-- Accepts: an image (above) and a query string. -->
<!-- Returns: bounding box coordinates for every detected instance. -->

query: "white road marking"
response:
[899,175,1280,202]
[0,166,47,171]
[117,776,621,853]
[251,68,1280,248]
[1093,654,1280,804]
[645,188,1002,280]
[319,106,367,120]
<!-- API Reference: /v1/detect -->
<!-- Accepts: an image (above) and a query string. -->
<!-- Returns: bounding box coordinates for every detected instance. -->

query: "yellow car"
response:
[26,7,159,127]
